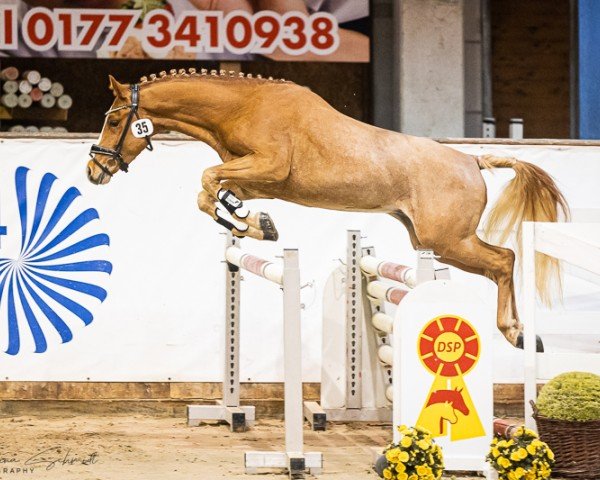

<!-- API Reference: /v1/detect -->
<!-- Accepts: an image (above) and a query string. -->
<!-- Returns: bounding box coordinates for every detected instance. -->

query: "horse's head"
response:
[87,75,154,185]
[426,388,470,417]
[449,388,469,416]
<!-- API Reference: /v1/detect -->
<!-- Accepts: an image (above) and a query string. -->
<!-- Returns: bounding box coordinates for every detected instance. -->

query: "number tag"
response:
[131,119,154,138]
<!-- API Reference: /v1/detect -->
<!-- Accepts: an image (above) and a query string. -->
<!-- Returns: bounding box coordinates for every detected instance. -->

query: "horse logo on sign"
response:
[416,315,485,441]
[0,167,112,355]
[424,388,470,435]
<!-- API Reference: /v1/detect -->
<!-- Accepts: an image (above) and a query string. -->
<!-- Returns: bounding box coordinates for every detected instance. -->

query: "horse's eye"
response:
[108,119,119,127]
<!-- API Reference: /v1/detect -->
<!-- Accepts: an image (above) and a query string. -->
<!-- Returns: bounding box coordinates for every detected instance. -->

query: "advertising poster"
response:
[0,0,370,62]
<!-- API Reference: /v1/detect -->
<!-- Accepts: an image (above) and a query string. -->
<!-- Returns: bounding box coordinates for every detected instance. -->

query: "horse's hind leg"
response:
[391,211,490,277]
[437,239,543,350]
[395,210,518,345]
[393,211,541,350]
[437,235,526,347]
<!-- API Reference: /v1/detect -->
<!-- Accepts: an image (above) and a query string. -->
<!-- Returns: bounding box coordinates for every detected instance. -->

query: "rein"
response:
[89,83,153,177]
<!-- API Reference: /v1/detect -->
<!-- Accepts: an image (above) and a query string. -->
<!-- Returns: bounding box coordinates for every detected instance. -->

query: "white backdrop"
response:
[0,138,598,382]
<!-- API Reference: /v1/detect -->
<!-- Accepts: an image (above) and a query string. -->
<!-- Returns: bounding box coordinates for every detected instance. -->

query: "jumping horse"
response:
[87,68,569,351]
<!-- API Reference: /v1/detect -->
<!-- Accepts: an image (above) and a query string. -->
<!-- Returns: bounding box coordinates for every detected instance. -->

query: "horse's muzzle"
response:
[87,161,110,185]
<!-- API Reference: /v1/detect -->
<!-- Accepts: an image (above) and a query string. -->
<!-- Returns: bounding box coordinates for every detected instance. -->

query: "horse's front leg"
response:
[197,190,267,240]
[201,155,290,241]
[218,181,279,237]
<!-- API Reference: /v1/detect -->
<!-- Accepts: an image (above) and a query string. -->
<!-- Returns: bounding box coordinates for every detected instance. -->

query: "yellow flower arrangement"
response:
[486,426,554,480]
[381,426,444,480]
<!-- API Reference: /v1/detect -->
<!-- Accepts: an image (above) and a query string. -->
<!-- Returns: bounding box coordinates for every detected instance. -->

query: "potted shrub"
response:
[531,371,600,478]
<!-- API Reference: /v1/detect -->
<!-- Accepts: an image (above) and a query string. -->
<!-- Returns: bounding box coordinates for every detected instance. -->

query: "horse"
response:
[425,388,469,435]
[86,68,569,351]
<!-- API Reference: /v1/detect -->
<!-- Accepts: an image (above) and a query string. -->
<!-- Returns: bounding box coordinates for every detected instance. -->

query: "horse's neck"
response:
[143,79,242,153]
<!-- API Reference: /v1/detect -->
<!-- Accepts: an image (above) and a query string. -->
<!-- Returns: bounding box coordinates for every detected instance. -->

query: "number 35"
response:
[131,119,154,138]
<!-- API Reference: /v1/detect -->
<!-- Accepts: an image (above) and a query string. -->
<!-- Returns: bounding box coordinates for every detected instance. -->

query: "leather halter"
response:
[89,84,153,177]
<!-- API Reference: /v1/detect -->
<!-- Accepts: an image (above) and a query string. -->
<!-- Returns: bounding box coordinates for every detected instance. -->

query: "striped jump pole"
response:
[366,280,410,305]
[361,250,448,336]
[359,241,439,406]
[360,254,416,338]
[360,255,417,288]
[225,247,284,285]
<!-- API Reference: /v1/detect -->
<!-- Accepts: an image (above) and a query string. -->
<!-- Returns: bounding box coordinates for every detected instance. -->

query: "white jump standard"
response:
[224,242,322,478]
[187,235,256,432]
[322,230,493,476]
[320,230,449,424]
[320,231,394,423]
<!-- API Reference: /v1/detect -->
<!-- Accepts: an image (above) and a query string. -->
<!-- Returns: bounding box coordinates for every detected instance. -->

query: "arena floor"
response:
[0,415,548,480]
[0,415,386,479]
[0,415,487,479]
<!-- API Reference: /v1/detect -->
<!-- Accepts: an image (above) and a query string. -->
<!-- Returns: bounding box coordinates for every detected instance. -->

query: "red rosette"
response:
[418,315,480,377]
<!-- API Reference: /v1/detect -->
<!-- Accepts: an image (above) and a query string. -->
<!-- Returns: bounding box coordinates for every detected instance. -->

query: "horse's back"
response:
[244,83,485,217]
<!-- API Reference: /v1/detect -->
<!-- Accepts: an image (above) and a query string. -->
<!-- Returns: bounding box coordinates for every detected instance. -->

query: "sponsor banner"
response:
[0,139,597,381]
[0,1,370,62]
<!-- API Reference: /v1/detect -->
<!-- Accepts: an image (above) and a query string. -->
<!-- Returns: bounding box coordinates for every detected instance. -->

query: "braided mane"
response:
[139,68,288,85]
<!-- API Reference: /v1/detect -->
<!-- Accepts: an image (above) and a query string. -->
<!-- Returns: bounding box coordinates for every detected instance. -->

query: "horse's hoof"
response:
[515,333,544,352]
[259,213,279,241]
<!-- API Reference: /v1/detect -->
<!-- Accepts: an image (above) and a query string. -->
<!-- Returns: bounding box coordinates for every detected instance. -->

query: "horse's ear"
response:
[108,75,127,98]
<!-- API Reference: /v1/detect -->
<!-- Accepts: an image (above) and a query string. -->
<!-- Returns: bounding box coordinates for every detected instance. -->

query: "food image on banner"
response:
[0,0,370,62]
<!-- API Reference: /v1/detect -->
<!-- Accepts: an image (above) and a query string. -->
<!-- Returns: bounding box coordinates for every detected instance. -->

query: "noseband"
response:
[89,83,153,177]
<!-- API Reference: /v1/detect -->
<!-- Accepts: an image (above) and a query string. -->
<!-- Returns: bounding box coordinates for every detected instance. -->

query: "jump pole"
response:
[224,243,322,478]
[187,234,256,432]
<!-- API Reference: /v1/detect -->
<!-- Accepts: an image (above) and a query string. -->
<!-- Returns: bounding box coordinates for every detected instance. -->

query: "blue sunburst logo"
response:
[0,167,112,355]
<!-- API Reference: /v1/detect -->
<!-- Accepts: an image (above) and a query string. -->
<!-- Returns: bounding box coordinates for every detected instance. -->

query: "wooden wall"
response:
[491,0,571,138]
[0,381,526,418]
[0,58,371,133]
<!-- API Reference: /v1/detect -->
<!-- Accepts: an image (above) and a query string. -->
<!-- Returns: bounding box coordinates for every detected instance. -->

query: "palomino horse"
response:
[87,69,568,350]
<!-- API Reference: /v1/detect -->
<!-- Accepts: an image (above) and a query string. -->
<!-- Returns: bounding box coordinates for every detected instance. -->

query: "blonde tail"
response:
[478,155,570,304]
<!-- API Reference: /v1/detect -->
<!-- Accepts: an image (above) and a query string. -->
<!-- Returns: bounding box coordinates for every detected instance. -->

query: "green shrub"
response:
[536,371,600,422]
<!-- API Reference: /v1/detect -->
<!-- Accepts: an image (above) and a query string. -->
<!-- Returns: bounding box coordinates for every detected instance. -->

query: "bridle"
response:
[89,83,153,177]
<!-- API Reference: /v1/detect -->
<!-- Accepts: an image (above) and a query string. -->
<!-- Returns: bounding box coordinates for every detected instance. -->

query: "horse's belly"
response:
[257,161,408,212]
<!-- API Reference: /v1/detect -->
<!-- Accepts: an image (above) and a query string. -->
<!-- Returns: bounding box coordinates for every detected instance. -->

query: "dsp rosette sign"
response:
[393,280,494,472]
[415,315,485,441]
[0,1,370,61]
